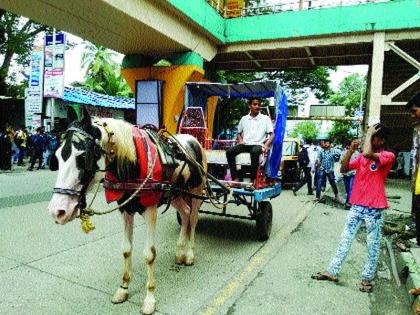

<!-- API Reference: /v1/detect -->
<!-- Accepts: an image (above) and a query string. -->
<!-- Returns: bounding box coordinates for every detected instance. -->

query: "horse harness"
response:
[53,124,206,216]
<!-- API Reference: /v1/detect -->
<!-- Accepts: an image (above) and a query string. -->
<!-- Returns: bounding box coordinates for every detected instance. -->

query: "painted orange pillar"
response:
[121,65,218,136]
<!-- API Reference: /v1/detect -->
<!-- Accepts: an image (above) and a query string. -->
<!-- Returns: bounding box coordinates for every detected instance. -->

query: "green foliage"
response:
[329,73,365,115]
[328,121,357,146]
[290,121,319,141]
[213,67,333,136]
[328,73,365,144]
[0,9,50,96]
[80,42,133,97]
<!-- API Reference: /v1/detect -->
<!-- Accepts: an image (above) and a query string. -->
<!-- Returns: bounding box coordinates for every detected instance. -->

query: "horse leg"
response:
[141,206,157,315]
[171,197,190,265]
[112,211,134,304]
[185,188,203,266]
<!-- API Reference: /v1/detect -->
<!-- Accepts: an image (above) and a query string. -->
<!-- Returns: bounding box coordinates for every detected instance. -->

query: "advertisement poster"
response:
[27,46,44,114]
[226,0,244,17]
[44,33,65,98]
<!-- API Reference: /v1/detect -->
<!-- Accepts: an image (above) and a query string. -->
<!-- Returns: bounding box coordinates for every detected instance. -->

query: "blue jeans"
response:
[17,146,26,165]
[316,169,338,199]
[327,205,384,281]
[42,149,52,168]
[313,167,326,188]
[343,174,355,204]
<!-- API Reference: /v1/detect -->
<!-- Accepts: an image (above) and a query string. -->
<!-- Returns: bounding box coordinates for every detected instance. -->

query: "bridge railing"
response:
[207,0,389,18]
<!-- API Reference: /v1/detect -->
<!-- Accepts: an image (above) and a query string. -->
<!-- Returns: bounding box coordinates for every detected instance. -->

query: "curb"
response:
[398,248,420,314]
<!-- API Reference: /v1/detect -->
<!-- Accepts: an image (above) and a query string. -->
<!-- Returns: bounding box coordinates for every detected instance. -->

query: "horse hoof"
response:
[142,300,156,314]
[185,256,194,266]
[111,287,128,304]
[175,255,186,265]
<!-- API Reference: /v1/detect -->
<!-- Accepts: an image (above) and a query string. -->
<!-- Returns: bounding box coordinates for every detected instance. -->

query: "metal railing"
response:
[207,0,390,18]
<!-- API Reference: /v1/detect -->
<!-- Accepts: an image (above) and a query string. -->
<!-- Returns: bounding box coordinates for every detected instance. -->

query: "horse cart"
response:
[177,81,288,241]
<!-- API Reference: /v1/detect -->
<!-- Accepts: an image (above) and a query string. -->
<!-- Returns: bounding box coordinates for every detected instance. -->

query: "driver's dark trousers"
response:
[226,144,262,181]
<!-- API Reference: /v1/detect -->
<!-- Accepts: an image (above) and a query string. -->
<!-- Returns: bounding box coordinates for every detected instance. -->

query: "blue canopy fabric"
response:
[62,87,134,110]
[185,80,288,178]
[185,81,278,101]
[266,87,288,178]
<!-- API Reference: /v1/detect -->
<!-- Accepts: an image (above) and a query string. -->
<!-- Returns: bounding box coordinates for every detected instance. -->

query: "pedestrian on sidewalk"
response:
[341,139,361,209]
[41,130,58,169]
[311,123,395,293]
[314,139,339,201]
[14,126,27,166]
[28,127,46,171]
[406,93,420,246]
[293,140,313,195]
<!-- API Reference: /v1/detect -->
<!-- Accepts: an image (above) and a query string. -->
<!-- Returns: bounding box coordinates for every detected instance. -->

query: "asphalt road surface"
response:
[0,166,410,314]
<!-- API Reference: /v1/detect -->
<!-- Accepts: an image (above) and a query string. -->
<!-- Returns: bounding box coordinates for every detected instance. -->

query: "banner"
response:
[27,46,44,114]
[225,0,244,18]
[44,33,65,98]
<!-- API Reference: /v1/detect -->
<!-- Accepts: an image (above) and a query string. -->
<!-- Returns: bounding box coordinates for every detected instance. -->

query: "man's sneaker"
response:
[292,189,297,196]
[345,203,351,210]
[308,191,314,195]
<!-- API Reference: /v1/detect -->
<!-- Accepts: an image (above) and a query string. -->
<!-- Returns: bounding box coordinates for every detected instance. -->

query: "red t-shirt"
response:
[348,150,395,209]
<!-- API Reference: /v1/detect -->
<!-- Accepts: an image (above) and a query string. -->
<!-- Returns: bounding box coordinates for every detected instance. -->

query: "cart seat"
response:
[205,150,266,166]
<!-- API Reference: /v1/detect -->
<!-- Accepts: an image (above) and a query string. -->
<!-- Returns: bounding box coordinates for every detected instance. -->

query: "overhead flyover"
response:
[0,0,224,61]
[1,0,419,148]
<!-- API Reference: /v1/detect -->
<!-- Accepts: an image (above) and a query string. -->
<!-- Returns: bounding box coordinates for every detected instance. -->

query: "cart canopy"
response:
[185,80,278,100]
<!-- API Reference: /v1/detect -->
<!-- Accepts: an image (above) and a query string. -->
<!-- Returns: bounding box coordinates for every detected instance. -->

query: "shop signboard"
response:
[225,0,244,17]
[44,33,65,98]
[27,46,44,114]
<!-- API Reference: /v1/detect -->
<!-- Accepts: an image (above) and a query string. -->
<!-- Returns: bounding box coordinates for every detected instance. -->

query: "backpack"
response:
[47,134,58,151]
[298,147,310,168]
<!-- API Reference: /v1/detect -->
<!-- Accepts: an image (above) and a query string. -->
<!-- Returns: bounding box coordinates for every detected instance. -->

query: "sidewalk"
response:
[231,179,410,315]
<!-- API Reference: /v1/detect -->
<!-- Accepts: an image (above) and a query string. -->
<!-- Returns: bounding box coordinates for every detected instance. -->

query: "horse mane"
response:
[92,118,137,178]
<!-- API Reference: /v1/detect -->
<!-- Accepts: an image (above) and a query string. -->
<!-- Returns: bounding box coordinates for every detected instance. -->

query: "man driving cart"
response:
[226,97,274,185]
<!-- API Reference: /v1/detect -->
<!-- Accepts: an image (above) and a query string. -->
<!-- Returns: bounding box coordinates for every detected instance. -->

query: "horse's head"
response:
[48,108,103,224]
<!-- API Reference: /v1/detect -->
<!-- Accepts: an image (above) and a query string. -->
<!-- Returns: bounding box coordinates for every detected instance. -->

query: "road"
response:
[0,166,411,314]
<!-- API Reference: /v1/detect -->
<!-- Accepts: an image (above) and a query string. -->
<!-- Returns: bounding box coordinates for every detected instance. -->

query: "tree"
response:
[80,42,132,97]
[290,121,319,141]
[0,10,49,96]
[328,73,366,144]
[213,68,332,137]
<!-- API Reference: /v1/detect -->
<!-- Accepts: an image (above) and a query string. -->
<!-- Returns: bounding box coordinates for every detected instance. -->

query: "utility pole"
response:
[49,28,56,131]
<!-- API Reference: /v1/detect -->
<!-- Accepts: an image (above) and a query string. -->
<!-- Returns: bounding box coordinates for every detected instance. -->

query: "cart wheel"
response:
[176,211,182,226]
[256,201,273,241]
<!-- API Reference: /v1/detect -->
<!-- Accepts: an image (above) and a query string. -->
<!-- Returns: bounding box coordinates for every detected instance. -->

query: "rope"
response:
[160,129,232,209]
[78,128,233,233]
[78,130,161,233]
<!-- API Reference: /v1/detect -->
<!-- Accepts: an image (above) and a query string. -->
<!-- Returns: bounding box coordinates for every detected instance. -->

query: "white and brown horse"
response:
[48,108,207,314]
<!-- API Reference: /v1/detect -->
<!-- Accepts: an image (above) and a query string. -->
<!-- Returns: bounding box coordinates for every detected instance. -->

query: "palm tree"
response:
[80,41,132,97]
[81,41,117,77]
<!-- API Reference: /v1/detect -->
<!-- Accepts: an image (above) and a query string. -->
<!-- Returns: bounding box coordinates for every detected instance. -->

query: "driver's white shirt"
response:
[238,113,273,145]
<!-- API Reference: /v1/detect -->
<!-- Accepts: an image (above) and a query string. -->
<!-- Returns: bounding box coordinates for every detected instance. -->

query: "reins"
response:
[59,125,232,233]
[77,128,161,233]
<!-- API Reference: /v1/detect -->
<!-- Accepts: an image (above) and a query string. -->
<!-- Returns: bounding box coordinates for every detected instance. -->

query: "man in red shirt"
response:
[311,123,395,293]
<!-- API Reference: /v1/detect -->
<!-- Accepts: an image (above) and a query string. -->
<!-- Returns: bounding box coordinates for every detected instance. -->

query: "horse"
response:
[47,108,207,314]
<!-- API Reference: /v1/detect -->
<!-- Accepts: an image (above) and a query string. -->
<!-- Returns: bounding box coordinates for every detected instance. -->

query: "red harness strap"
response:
[104,127,163,207]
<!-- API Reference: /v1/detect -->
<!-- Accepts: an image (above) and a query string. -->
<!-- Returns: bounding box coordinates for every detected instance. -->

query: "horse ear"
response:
[80,107,92,128]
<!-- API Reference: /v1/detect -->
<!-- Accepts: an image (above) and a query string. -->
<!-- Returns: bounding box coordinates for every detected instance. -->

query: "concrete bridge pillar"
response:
[121,52,218,134]
[365,32,385,128]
